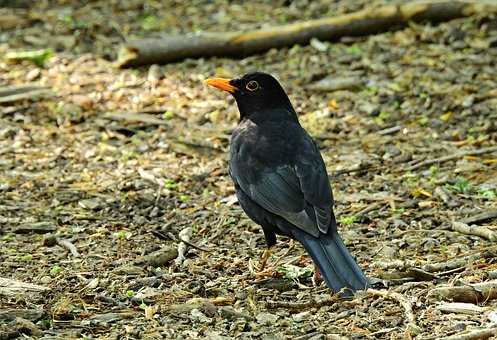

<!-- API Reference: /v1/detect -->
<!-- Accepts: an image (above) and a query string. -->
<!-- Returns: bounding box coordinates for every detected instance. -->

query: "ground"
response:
[1,1,497,339]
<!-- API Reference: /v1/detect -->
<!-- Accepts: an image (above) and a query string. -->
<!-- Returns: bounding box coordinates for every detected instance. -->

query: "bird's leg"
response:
[312,264,322,287]
[259,227,276,272]
[259,247,272,271]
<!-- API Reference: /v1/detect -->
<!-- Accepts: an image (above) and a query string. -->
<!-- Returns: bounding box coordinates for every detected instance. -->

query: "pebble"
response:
[255,312,279,325]
[144,247,178,267]
[292,311,310,322]
[190,309,211,323]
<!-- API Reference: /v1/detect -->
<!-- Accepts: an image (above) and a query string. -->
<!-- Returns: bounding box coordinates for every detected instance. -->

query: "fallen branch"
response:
[368,289,420,335]
[406,146,497,171]
[451,221,497,241]
[428,280,497,303]
[116,0,497,67]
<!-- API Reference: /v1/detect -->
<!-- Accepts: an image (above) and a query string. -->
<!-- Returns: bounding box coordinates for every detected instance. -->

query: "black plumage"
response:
[206,72,368,295]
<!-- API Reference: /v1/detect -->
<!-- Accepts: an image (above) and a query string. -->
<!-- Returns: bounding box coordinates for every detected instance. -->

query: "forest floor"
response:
[1,1,497,339]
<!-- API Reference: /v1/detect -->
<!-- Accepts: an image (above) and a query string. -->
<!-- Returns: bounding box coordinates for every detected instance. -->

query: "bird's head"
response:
[206,72,297,121]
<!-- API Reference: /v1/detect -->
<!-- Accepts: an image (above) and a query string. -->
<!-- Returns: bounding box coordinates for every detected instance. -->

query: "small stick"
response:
[56,238,80,257]
[368,289,420,335]
[451,221,497,241]
[443,326,497,340]
[406,146,497,171]
[428,280,497,303]
[266,295,339,311]
[460,209,497,225]
[378,125,402,136]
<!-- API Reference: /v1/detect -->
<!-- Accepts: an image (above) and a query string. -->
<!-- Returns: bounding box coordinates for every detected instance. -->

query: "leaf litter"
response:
[1,0,497,338]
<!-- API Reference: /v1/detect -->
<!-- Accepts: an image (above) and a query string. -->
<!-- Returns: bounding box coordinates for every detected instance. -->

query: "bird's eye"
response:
[246,80,259,92]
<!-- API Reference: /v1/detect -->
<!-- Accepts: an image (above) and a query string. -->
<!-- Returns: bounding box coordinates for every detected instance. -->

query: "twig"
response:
[103,112,169,125]
[442,326,497,340]
[421,249,497,273]
[266,295,339,311]
[378,125,403,136]
[0,84,53,103]
[331,163,374,177]
[368,289,420,335]
[56,238,80,257]
[378,248,497,274]
[428,280,497,303]
[460,209,497,225]
[435,302,489,315]
[406,146,497,171]
[451,221,497,241]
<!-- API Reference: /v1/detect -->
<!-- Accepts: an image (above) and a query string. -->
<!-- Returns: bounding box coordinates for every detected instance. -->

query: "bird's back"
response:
[230,116,308,173]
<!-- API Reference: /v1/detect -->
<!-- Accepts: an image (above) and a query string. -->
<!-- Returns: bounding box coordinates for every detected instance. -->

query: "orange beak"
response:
[205,77,238,93]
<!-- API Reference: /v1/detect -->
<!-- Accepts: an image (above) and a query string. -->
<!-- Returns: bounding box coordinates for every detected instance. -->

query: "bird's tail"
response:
[291,228,369,296]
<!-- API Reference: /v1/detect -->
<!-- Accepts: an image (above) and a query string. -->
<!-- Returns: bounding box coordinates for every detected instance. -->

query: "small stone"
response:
[359,102,380,116]
[292,311,310,322]
[190,309,211,323]
[148,64,162,84]
[462,95,474,108]
[134,215,148,225]
[199,300,217,317]
[145,247,178,267]
[255,312,279,325]
[43,234,57,246]
[39,276,51,285]
[310,38,328,52]
[235,289,248,300]
[150,206,160,218]
[218,306,250,321]
[14,317,42,336]
[78,198,101,210]
[26,68,40,81]
[86,278,99,289]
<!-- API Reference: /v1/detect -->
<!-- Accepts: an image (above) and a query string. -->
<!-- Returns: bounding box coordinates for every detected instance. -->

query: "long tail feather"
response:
[291,228,369,296]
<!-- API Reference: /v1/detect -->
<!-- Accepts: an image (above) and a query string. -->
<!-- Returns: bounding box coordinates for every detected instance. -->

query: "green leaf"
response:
[5,48,54,68]
[276,264,313,280]
[339,215,357,226]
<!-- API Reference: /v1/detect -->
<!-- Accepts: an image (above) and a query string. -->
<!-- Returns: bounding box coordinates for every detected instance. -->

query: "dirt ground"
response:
[1,1,497,339]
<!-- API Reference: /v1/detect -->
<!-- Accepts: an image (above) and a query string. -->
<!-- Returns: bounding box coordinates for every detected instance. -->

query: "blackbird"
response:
[206,72,368,295]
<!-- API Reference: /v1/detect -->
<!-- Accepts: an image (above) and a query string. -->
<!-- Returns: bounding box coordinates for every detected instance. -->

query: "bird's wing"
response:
[231,140,334,237]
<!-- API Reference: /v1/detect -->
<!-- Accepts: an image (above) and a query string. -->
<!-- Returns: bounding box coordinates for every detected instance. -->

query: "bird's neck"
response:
[238,105,299,124]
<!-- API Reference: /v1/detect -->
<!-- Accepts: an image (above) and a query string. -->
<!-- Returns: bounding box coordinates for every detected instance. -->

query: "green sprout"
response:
[339,216,357,226]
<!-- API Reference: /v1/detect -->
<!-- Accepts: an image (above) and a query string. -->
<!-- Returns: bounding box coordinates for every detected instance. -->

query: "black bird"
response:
[206,72,368,295]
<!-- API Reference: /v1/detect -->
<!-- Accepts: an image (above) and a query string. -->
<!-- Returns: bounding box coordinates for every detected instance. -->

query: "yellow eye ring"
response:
[246,80,259,91]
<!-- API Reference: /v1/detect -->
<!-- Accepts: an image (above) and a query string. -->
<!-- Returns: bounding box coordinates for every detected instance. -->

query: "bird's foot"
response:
[258,248,272,271]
